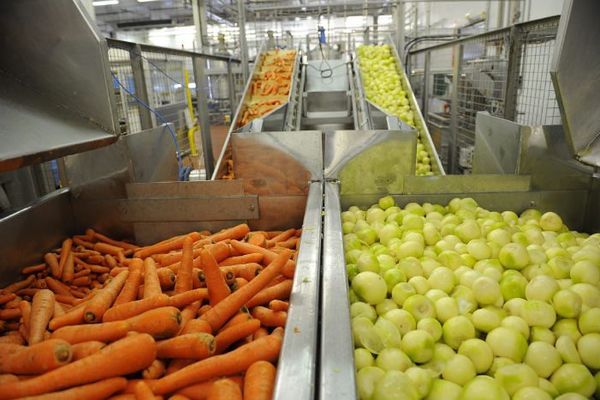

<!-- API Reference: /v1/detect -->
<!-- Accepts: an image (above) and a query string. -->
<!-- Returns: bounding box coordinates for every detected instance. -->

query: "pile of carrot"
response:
[0,224,301,399]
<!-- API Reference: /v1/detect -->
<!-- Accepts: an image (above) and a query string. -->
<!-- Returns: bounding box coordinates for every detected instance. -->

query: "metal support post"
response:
[422,51,431,117]
[237,0,249,84]
[504,26,523,121]
[129,44,153,130]
[449,44,463,174]
[394,0,405,59]
[192,56,214,177]
[192,0,209,50]
[226,61,236,123]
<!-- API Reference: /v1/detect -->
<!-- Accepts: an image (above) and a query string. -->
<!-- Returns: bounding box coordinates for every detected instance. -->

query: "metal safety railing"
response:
[407,16,561,174]
[106,39,243,175]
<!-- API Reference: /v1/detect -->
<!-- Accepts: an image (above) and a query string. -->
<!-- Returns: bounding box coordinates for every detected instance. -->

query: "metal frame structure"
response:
[407,16,561,173]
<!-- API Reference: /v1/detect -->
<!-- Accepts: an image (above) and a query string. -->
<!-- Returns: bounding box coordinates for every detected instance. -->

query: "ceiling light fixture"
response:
[137,0,161,2]
[92,0,118,5]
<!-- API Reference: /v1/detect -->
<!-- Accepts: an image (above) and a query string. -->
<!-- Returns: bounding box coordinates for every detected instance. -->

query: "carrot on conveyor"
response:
[93,242,125,257]
[143,258,162,299]
[178,302,201,333]
[268,299,289,312]
[207,224,250,244]
[0,293,16,305]
[44,277,71,297]
[218,253,264,267]
[0,334,156,400]
[253,327,269,340]
[174,376,243,400]
[113,259,143,306]
[156,333,215,359]
[134,232,202,259]
[134,381,155,400]
[200,249,291,332]
[246,279,293,308]
[28,289,55,344]
[175,236,194,294]
[0,309,21,320]
[102,294,171,322]
[220,263,262,283]
[143,360,166,380]
[266,228,296,247]
[247,232,267,247]
[0,338,72,374]
[214,319,260,354]
[18,301,31,342]
[20,264,46,275]
[180,319,212,335]
[18,377,128,400]
[62,253,75,283]
[220,312,252,331]
[201,249,230,306]
[243,361,277,400]
[157,268,176,290]
[92,230,139,252]
[251,306,287,328]
[150,332,282,394]
[169,289,208,309]
[83,270,129,323]
[1,275,35,294]
[230,241,296,279]
[207,378,242,400]
[71,341,106,361]
[57,239,73,277]
[48,303,86,331]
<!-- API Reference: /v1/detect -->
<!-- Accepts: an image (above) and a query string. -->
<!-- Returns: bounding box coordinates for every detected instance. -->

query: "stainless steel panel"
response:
[249,195,308,232]
[0,189,75,286]
[0,0,118,172]
[319,182,357,400]
[125,124,179,183]
[473,113,524,174]
[305,59,349,92]
[324,130,416,195]
[551,0,600,167]
[273,182,322,400]
[126,180,244,198]
[403,174,531,194]
[232,131,323,195]
[119,197,259,222]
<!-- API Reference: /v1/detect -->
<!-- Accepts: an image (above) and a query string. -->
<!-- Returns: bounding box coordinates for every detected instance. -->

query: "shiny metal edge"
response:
[319,182,357,400]
[273,182,323,400]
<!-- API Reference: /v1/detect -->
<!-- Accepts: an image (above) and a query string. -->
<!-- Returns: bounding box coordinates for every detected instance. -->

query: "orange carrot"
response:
[72,268,91,279]
[220,313,252,331]
[174,236,194,294]
[20,264,46,275]
[93,242,124,257]
[103,294,171,322]
[174,377,243,400]
[134,232,202,259]
[198,305,212,316]
[143,360,166,380]
[83,270,129,323]
[169,395,191,400]
[243,361,276,400]
[71,341,106,361]
[180,319,212,335]
[48,303,86,331]
[18,377,127,400]
[44,277,71,297]
[208,224,250,243]
[232,278,248,290]
[192,268,204,289]
[201,250,230,306]
[52,306,181,344]
[105,254,118,268]
[0,339,72,374]
[268,299,289,312]
[73,236,95,249]
[86,264,110,274]
[207,378,242,400]
[248,233,267,247]
[200,250,291,332]
[93,231,139,252]
[0,334,156,399]
[219,253,263,267]
[0,294,16,305]
[230,241,295,279]
[150,333,282,394]
[266,228,295,247]
[110,267,129,277]
[28,290,55,344]
[143,258,162,299]
[157,268,176,290]
[55,294,77,305]
[71,276,92,287]
[134,381,155,400]
[166,359,194,376]
[215,319,260,353]
[156,333,215,359]
[53,301,65,318]
[253,327,269,340]
[169,289,208,309]
[250,307,286,328]
[0,375,18,384]
[0,332,24,345]
[2,276,35,294]
[0,309,21,320]
[113,259,143,306]
[246,279,292,308]
[273,237,299,249]
[220,263,262,282]
[57,239,73,278]
[62,253,75,284]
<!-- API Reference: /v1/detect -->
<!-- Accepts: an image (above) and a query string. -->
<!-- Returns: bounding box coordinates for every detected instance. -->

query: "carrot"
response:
[53,301,65,318]
[0,309,21,320]
[169,395,191,400]
[83,270,129,323]
[0,294,16,305]
[253,327,269,340]
[207,378,242,400]
[201,250,231,306]
[110,267,128,277]
[62,253,75,284]
[20,264,46,275]
[87,264,110,274]
[17,301,31,342]
[113,259,143,306]
[55,294,77,305]
[44,277,71,297]
[178,302,201,332]
[180,319,212,335]
[200,250,291,332]
[150,333,282,394]
[93,242,124,257]
[57,239,73,277]
[246,279,292,308]
[232,278,248,290]
[18,377,127,400]
[1,276,35,294]
[220,313,252,331]
[273,237,299,249]
[157,268,176,290]
[243,361,276,400]
[72,268,91,279]
[73,236,95,249]
[4,297,23,309]
[192,268,204,289]
[0,332,24,345]
[215,319,260,353]
[220,263,263,282]
[28,290,55,344]
[266,228,295,247]
[250,307,286,328]
[198,305,212,316]
[134,232,202,259]
[268,299,289,312]
[166,359,194,375]
[209,224,250,243]
[0,374,18,384]
[174,236,194,294]
[0,334,155,399]
[93,231,139,251]
[52,306,181,344]
[144,258,162,299]
[48,303,86,331]
[143,360,166,380]
[71,341,106,361]
[105,254,118,268]
[103,294,171,322]
[248,233,267,247]
[0,339,72,374]
[134,381,155,400]
[230,241,295,279]
[71,276,92,287]
[169,289,208,309]
[156,333,215,359]
[219,253,263,267]
[174,377,243,400]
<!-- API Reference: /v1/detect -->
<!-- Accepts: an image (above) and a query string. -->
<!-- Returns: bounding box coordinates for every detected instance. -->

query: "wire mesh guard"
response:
[108,47,143,135]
